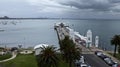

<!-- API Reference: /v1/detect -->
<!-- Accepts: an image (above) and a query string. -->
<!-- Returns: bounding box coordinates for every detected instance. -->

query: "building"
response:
[86,30,92,48]
[34,44,48,55]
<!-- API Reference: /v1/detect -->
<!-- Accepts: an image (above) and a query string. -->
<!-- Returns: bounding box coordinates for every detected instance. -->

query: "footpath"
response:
[0,52,17,63]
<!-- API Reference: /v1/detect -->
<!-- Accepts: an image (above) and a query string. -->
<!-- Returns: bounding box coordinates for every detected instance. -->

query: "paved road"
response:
[83,54,110,67]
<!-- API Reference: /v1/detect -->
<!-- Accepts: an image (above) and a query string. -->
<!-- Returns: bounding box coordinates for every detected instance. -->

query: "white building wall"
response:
[95,36,99,48]
[86,30,92,48]
[35,48,41,55]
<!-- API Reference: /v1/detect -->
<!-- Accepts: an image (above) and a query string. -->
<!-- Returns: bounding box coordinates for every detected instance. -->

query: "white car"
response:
[75,56,91,67]
[80,56,85,63]
[104,58,116,66]
[95,51,103,56]
[80,63,91,67]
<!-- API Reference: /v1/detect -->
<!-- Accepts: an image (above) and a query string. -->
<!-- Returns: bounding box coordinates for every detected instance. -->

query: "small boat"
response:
[0,28,4,32]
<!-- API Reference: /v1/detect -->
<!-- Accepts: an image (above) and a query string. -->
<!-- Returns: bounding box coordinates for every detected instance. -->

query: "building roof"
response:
[74,32,87,41]
[34,44,48,50]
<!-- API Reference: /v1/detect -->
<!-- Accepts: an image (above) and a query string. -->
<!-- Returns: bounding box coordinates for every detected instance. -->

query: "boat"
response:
[0,28,4,32]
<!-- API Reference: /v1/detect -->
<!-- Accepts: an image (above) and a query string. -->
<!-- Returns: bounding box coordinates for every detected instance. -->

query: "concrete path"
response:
[0,52,17,63]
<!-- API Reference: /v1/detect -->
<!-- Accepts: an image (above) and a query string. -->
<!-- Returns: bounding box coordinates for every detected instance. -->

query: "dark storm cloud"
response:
[55,0,120,12]
[1,0,120,18]
[110,0,120,3]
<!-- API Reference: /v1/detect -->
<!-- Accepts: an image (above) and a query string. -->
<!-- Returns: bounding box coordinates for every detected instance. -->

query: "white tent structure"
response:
[34,44,48,55]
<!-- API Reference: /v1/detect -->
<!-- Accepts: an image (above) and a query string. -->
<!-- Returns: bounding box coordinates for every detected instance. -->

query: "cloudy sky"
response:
[0,0,120,19]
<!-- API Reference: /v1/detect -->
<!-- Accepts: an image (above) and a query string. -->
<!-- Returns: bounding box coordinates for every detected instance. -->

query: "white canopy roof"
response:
[74,32,87,41]
[34,44,48,50]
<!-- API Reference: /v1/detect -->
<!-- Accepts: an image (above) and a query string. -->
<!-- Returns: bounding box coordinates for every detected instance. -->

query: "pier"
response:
[54,23,95,54]
[54,23,120,64]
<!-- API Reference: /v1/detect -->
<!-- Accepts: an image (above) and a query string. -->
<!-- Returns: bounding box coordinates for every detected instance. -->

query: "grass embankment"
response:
[0,53,12,61]
[0,53,72,67]
[0,54,38,67]
[115,54,120,60]
[108,53,120,60]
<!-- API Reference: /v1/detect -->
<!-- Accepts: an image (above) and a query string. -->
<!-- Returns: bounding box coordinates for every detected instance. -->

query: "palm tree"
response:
[60,36,81,67]
[37,46,59,67]
[111,35,120,57]
[118,46,120,54]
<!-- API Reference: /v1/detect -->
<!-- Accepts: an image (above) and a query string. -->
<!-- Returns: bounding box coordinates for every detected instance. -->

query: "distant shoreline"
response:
[0,18,120,20]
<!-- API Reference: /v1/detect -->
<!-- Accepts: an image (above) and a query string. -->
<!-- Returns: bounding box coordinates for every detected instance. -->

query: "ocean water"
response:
[0,19,120,50]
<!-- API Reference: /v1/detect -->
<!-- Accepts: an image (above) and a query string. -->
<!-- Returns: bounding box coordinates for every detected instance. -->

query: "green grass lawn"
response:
[0,53,72,67]
[0,54,38,67]
[0,53,12,61]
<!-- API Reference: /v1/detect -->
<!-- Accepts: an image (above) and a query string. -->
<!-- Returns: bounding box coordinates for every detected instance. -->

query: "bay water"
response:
[0,19,120,50]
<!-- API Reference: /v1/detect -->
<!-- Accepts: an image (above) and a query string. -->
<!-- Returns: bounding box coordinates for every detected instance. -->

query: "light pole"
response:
[24,37,25,49]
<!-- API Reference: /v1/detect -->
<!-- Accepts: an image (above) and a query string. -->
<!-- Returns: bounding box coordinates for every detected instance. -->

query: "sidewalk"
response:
[0,52,17,63]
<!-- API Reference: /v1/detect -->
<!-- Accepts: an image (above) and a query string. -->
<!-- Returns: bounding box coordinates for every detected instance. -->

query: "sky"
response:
[0,0,120,19]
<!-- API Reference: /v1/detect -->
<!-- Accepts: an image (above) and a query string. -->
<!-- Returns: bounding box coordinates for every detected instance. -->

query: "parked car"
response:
[75,56,91,67]
[80,56,85,63]
[75,62,91,67]
[99,54,109,60]
[112,63,120,67]
[95,51,103,56]
[75,56,85,66]
[104,58,117,66]
[80,63,91,67]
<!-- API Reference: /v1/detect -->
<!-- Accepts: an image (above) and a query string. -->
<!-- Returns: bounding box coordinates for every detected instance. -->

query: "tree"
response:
[60,36,81,67]
[37,46,59,67]
[118,46,120,54]
[18,45,22,48]
[111,35,120,56]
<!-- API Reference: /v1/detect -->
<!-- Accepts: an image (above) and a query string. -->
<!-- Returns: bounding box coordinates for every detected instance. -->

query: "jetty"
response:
[54,23,95,54]
[54,23,113,54]
[54,22,120,64]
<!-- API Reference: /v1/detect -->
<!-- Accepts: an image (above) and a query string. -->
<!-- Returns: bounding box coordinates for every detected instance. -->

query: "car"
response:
[112,63,120,67]
[80,63,91,67]
[75,63,91,67]
[75,56,85,66]
[95,51,103,56]
[80,56,85,63]
[75,56,91,67]
[75,56,85,63]
[104,58,116,66]
[99,54,109,60]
